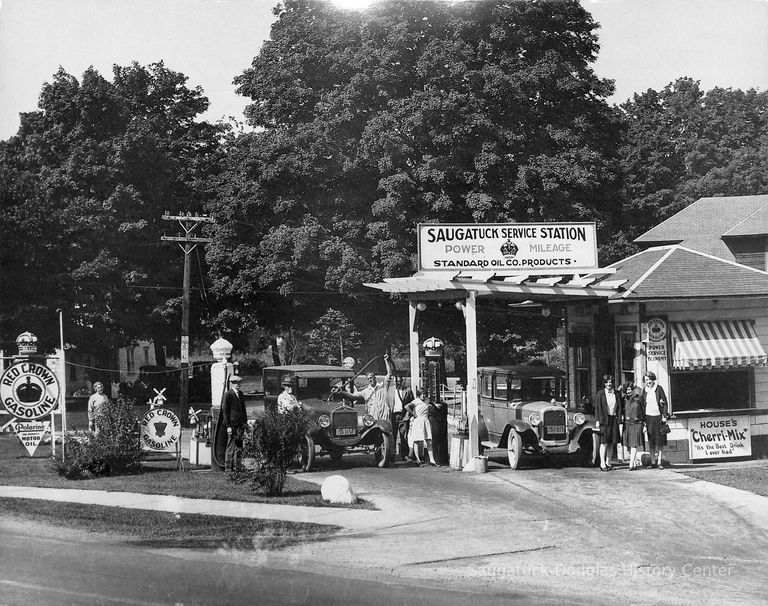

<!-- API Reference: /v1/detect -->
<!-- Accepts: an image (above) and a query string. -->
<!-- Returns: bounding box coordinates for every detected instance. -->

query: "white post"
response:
[409,300,420,390]
[209,337,234,408]
[465,291,479,459]
[58,310,67,443]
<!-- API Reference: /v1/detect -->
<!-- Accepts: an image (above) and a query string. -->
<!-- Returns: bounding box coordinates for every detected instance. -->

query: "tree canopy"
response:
[617,77,768,245]
[205,0,623,352]
[0,62,223,354]
[3,1,768,367]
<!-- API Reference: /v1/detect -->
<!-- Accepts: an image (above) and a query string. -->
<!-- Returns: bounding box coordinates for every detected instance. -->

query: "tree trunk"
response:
[270,336,282,366]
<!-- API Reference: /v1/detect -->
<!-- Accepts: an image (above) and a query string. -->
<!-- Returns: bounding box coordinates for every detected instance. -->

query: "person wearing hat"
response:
[87,381,110,434]
[277,379,302,414]
[222,374,247,471]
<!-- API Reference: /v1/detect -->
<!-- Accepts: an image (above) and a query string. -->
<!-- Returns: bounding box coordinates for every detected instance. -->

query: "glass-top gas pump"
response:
[421,337,449,465]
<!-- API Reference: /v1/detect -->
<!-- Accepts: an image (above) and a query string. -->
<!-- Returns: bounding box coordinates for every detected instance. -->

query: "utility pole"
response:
[161,212,213,419]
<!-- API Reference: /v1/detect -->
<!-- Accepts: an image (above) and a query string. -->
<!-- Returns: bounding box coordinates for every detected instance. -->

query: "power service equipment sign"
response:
[140,408,182,452]
[0,362,60,420]
[417,223,598,273]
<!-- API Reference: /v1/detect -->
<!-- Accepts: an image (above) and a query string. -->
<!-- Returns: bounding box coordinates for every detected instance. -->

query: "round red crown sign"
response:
[1,362,60,419]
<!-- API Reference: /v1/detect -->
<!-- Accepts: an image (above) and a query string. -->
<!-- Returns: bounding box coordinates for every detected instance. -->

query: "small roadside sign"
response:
[140,408,181,452]
[14,420,50,455]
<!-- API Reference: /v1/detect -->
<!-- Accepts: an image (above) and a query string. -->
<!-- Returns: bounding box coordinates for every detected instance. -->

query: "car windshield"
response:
[298,377,348,400]
[520,377,564,401]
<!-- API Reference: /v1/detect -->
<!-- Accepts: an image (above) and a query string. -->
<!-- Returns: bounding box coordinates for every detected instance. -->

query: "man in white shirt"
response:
[334,354,394,421]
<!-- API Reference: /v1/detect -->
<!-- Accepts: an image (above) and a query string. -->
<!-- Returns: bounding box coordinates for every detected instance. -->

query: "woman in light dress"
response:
[405,387,437,467]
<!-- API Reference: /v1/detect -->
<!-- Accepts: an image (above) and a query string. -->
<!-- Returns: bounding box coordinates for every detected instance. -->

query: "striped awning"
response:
[671,320,768,370]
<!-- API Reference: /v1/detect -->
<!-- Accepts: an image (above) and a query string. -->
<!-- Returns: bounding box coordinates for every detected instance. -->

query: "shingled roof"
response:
[604,245,768,301]
[634,195,768,259]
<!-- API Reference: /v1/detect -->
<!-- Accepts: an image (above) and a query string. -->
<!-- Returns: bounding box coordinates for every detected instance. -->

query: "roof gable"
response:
[606,245,768,300]
[635,195,768,255]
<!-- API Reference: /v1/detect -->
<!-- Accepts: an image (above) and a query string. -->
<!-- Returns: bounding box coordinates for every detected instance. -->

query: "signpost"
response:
[0,332,63,456]
[688,415,751,459]
[140,408,183,469]
[417,222,598,273]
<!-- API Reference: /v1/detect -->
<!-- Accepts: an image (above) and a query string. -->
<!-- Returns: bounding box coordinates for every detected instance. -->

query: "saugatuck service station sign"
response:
[418,223,598,273]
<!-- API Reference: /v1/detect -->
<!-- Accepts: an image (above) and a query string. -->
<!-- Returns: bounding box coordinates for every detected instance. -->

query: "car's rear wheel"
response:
[579,430,599,467]
[300,435,315,472]
[374,433,392,468]
[507,430,522,469]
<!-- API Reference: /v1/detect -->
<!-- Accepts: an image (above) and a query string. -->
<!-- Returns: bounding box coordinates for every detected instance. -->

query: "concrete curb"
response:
[0,485,395,531]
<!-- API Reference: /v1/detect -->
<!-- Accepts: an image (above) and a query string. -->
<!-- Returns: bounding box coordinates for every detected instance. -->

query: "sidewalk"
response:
[0,484,398,531]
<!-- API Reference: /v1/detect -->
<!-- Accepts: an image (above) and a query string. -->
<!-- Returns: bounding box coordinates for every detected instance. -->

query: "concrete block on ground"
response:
[321,475,356,505]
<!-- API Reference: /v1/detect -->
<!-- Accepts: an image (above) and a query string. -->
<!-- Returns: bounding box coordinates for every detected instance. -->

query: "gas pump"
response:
[422,337,449,465]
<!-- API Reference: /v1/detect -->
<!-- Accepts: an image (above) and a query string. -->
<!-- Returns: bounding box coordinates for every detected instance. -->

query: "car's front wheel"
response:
[300,435,315,472]
[374,433,392,468]
[507,430,522,469]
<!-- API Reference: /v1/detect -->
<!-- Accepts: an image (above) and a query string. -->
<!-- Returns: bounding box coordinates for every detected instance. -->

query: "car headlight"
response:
[528,413,541,427]
[362,414,375,427]
[573,412,586,426]
[318,415,331,428]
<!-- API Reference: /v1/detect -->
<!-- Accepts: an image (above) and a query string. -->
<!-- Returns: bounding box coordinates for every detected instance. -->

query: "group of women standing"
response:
[594,371,669,472]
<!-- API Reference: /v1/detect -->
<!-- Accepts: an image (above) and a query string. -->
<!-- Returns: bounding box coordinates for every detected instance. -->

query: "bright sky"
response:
[0,0,767,140]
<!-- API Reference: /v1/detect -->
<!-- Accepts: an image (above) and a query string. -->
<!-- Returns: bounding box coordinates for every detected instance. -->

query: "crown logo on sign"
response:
[16,377,42,403]
[500,240,518,257]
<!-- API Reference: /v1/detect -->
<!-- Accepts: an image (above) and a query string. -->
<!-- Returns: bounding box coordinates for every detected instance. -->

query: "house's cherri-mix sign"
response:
[417,223,598,273]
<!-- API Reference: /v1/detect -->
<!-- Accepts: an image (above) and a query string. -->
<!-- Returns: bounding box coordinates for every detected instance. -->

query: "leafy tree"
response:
[0,62,223,356]
[617,77,768,246]
[304,308,363,365]
[206,0,623,346]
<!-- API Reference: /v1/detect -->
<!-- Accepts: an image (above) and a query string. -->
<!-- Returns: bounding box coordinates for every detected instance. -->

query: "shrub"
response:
[53,396,142,479]
[233,408,310,496]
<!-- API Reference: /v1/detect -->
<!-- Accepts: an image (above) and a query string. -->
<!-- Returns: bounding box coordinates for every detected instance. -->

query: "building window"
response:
[127,348,135,374]
[670,368,752,412]
[575,345,591,407]
[143,346,150,365]
[617,329,637,388]
[569,330,592,409]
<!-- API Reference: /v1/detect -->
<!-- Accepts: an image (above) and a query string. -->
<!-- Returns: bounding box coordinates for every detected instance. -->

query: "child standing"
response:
[405,387,437,467]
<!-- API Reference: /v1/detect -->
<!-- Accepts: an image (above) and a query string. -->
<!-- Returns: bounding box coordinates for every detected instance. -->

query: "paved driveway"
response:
[270,450,768,605]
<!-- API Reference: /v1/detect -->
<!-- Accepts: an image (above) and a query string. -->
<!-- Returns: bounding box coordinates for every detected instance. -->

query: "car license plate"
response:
[335,427,356,436]
[546,425,565,433]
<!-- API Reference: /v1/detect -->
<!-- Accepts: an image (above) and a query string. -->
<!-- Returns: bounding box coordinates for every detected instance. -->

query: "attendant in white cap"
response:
[87,381,110,433]
[222,374,247,471]
[277,379,302,414]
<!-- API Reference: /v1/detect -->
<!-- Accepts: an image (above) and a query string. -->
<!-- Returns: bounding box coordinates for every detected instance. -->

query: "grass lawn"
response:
[0,497,339,549]
[682,466,768,497]
[0,435,374,509]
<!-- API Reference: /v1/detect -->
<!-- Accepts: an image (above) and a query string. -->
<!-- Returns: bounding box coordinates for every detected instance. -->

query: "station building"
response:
[367,194,768,464]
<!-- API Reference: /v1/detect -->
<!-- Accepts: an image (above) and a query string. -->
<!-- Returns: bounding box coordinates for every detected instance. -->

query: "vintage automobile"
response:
[262,365,394,472]
[477,365,599,469]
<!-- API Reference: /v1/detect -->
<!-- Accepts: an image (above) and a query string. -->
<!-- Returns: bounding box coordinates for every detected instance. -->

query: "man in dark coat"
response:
[222,375,247,471]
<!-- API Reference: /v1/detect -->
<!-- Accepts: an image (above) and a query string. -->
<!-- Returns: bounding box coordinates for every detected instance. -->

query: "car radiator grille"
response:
[332,410,358,437]
[542,408,567,441]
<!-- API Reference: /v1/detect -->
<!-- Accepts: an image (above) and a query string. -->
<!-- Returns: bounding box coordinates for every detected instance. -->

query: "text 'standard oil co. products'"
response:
[417,223,598,273]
